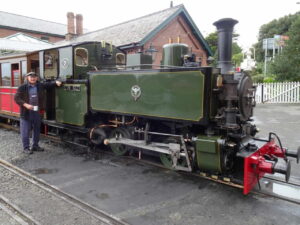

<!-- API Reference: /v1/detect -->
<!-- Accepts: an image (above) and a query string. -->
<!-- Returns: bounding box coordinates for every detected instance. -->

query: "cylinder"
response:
[213,18,238,74]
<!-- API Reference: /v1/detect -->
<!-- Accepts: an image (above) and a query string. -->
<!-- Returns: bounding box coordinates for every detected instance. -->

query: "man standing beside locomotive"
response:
[14,72,62,154]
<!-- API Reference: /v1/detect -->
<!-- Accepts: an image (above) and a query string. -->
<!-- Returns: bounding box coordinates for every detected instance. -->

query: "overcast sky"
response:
[1,0,300,50]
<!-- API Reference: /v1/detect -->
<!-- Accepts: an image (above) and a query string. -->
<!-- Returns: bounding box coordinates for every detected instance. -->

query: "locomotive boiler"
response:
[1,18,299,195]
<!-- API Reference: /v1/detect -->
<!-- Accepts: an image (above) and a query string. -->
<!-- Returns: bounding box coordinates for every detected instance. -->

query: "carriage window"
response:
[12,63,20,87]
[1,63,11,86]
[75,48,88,67]
[12,70,20,87]
[21,60,27,81]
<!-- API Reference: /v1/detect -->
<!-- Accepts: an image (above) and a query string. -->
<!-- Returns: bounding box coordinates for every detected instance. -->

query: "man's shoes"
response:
[23,148,33,154]
[31,146,44,152]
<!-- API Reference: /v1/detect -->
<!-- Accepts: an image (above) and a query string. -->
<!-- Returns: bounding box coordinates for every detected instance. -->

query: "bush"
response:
[251,74,264,83]
[263,75,276,83]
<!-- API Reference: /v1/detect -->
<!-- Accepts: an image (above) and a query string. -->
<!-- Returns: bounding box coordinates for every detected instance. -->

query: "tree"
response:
[205,32,243,66]
[205,32,218,56]
[232,52,243,67]
[270,16,300,81]
[253,12,300,63]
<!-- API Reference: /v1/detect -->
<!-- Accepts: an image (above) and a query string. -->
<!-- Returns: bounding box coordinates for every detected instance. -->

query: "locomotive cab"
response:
[39,41,125,81]
[39,41,125,124]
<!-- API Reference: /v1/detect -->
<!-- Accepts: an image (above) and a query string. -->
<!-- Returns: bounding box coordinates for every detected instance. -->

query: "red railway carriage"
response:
[0,52,39,118]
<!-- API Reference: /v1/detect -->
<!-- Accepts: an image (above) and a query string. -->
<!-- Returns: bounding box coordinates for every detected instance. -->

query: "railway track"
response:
[0,158,130,225]
[1,121,300,207]
[87,143,300,205]
[0,194,41,225]
[123,153,300,204]
[257,176,300,204]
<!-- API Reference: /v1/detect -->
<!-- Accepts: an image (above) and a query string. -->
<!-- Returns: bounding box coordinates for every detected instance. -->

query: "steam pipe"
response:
[213,18,238,74]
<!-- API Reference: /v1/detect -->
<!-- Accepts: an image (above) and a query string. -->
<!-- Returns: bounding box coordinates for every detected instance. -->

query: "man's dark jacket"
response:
[14,81,56,120]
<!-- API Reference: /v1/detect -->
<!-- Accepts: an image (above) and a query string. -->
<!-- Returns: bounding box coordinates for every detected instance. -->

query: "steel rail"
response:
[0,158,130,225]
[254,176,300,205]
[0,194,41,225]
[263,174,300,187]
[120,153,245,189]
[127,154,300,205]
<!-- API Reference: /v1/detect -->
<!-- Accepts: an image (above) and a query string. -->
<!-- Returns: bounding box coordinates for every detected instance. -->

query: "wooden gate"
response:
[255,82,300,103]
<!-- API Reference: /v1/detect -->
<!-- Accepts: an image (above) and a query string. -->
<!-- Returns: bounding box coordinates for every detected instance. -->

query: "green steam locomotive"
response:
[7,18,300,194]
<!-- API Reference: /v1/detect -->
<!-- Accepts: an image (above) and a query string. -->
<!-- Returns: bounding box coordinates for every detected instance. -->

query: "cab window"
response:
[75,48,88,67]
[44,49,59,80]
[116,53,126,69]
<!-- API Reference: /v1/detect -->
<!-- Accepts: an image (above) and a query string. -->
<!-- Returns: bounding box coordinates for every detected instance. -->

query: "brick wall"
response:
[0,27,64,43]
[125,14,208,67]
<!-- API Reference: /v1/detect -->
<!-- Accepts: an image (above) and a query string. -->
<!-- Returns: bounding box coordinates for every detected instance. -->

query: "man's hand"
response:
[55,80,62,87]
[23,103,33,110]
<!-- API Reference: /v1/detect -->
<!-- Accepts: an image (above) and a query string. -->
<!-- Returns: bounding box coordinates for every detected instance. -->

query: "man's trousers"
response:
[20,112,41,149]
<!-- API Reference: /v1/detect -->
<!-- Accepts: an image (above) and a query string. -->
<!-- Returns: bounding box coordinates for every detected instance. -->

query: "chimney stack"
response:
[76,14,83,36]
[213,18,238,74]
[65,12,84,40]
[66,12,75,40]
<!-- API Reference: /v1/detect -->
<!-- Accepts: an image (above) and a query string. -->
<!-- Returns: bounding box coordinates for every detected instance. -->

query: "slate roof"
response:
[0,11,67,36]
[57,5,212,55]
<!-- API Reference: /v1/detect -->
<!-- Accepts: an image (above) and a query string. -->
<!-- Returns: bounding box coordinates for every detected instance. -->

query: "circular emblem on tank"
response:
[131,85,141,101]
[61,58,69,69]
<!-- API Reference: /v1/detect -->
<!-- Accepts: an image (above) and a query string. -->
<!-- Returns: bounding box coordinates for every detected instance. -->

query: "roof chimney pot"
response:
[67,12,75,34]
[76,14,83,36]
[66,12,75,40]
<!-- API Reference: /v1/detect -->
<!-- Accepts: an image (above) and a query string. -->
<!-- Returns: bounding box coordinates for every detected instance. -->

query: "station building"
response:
[0,4,211,92]
[61,4,212,66]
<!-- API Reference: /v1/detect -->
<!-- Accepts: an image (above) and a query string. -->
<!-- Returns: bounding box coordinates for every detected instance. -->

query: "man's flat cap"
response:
[26,72,37,77]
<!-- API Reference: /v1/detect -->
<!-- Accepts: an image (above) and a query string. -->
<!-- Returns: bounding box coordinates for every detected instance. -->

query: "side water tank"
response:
[162,43,189,67]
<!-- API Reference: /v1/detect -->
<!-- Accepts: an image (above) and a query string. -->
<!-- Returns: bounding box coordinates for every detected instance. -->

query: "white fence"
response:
[255,82,300,104]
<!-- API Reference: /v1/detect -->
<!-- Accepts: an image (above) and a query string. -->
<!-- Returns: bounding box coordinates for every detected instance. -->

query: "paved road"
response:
[253,104,300,179]
[1,103,300,225]
[253,104,300,150]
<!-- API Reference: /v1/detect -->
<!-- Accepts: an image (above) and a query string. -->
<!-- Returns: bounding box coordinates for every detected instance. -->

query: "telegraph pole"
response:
[264,39,268,76]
